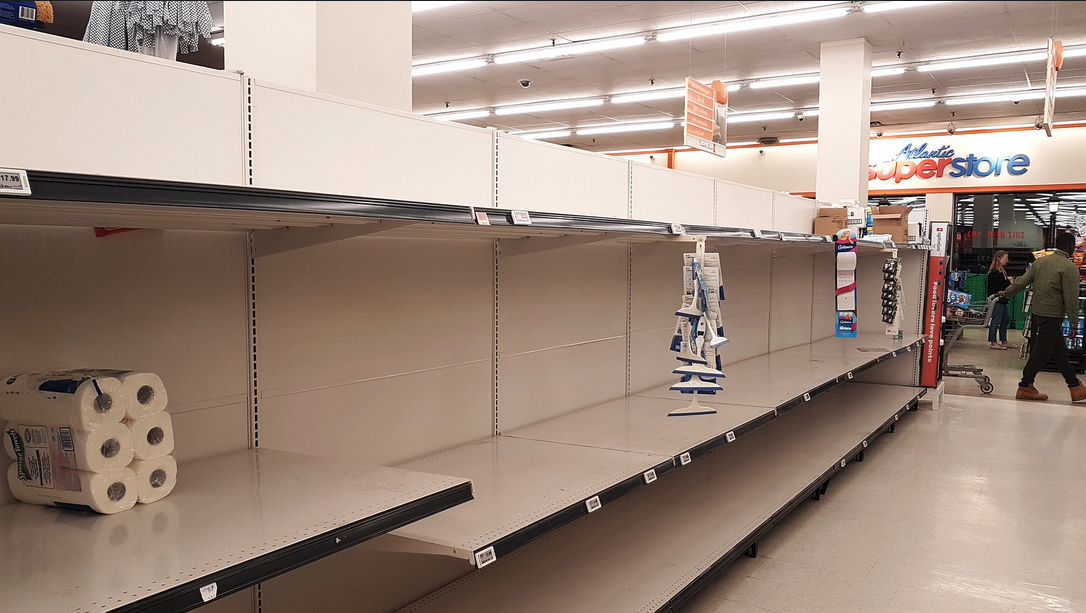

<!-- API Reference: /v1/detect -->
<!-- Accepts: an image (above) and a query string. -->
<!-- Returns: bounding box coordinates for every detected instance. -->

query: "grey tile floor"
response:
[678,327,1086,613]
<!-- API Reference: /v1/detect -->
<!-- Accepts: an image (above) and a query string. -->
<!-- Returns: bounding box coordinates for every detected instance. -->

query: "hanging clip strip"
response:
[5,429,29,481]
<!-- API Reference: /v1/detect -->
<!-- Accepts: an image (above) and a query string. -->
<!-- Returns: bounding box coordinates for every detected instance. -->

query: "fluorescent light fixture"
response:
[918,51,1047,72]
[611,88,687,104]
[412,58,488,77]
[576,121,676,136]
[1064,48,1086,59]
[430,110,491,122]
[870,100,937,112]
[209,36,224,47]
[727,83,742,92]
[871,66,905,77]
[945,91,1046,105]
[520,130,572,140]
[726,141,759,147]
[800,109,820,117]
[412,1,466,12]
[601,146,693,154]
[495,98,605,116]
[749,74,820,89]
[494,36,644,65]
[864,1,948,13]
[656,7,848,42]
[727,111,796,124]
[1057,88,1086,98]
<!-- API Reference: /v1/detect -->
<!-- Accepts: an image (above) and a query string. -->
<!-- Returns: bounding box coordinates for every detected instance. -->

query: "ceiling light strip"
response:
[495,98,605,116]
[411,58,488,77]
[576,122,677,136]
[863,1,948,13]
[493,36,645,65]
[918,51,1048,72]
[656,7,849,42]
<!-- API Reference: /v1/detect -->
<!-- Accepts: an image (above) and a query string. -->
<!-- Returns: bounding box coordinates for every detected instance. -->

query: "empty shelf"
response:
[391,435,674,567]
[0,448,472,613]
[639,333,923,412]
[399,382,922,613]
[506,395,774,465]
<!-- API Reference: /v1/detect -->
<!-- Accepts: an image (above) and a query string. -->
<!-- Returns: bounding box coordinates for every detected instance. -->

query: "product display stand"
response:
[669,239,726,416]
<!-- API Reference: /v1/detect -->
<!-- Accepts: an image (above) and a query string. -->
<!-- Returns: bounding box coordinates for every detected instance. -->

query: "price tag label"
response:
[679,452,692,465]
[475,211,491,225]
[847,372,854,380]
[725,431,736,443]
[585,495,602,513]
[803,393,811,402]
[199,583,218,603]
[862,440,868,448]
[0,169,31,195]
[670,223,686,235]
[752,229,762,239]
[907,346,913,352]
[474,546,497,568]
[643,469,657,484]
[511,210,533,226]
[841,459,847,468]
[894,414,900,421]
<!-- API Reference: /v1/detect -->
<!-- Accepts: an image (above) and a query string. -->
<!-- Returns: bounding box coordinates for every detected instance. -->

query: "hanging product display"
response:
[669,239,727,417]
[835,229,859,338]
[83,1,213,58]
[2,369,176,514]
[882,252,904,339]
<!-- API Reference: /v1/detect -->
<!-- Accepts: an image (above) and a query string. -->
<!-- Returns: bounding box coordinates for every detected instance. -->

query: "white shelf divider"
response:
[398,382,923,613]
[0,449,472,613]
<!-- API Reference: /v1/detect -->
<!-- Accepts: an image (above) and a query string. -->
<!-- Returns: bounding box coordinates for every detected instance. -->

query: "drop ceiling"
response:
[411,1,1086,152]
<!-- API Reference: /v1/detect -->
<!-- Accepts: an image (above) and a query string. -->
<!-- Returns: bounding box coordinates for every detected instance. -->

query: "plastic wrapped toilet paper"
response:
[7,463,138,514]
[4,421,134,474]
[129,455,177,503]
[116,372,168,421]
[1,371,130,430]
[126,412,175,461]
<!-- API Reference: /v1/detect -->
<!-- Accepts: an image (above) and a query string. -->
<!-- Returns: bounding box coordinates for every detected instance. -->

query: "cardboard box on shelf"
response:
[872,205,910,243]
[814,207,847,236]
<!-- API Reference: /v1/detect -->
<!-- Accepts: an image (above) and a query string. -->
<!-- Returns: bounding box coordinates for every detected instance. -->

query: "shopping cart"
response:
[942,294,997,394]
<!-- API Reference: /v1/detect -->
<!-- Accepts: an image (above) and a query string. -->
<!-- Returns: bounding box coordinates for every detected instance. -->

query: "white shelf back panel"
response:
[630,163,715,225]
[0,227,250,506]
[773,192,818,233]
[812,250,837,341]
[498,243,628,430]
[717,179,773,229]
[0,27,244,186]
[251,82,493,208]
[770,253,815,352]
[496,134,629,218]
[717,244,772,316]
[255,237,494,464]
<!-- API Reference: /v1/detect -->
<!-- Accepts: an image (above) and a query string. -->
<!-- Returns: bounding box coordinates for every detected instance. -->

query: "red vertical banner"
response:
[920,223,951,387]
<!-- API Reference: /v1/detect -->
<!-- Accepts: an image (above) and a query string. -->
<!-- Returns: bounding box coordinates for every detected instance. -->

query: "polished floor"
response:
[679,328,1086,613]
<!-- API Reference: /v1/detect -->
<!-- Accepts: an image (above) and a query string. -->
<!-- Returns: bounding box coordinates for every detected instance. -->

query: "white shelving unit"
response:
[0,449,472,613]
[398,383,923,613]
[1,29,932,613]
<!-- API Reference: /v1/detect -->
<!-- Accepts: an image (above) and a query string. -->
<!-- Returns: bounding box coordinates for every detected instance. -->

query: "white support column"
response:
[926,192,954,223]
[815,39,873,206]
[224,1,411,112]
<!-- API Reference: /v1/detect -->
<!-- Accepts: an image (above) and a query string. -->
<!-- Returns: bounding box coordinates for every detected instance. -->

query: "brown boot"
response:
[1071,384,1086,402]
[1017,385,1048,401]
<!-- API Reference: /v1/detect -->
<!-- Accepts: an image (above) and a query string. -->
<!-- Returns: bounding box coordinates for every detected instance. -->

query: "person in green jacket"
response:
[1000,232,1086,401]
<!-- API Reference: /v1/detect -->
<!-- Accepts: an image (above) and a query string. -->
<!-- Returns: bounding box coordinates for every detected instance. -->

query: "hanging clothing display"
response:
[83,1,213,56]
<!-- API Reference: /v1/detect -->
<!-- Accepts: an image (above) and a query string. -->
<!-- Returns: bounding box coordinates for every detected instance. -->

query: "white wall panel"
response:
[251,83,493,208]
[0,27,244,185]
[716,180,773,229]
[770,253,815,352]
[630,245,686,395]
[497,135,629,218]
[0,226,250,506]
[255,237,494,463]
[773,192,817,233]
[811,251,836,341]
[630,163,715,225]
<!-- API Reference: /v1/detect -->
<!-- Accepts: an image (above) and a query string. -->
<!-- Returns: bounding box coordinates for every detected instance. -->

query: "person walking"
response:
[1001,232,1086,401]
[986,250,1014,350]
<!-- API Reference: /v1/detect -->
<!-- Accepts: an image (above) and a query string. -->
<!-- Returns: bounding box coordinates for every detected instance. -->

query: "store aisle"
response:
[678,392,1086,613]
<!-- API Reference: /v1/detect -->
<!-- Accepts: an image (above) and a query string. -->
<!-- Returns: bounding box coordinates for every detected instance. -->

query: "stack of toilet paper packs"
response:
[2,370,176,514]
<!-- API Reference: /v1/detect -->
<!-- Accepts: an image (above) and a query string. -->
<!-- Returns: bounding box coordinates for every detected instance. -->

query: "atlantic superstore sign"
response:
[869,141,1030,185]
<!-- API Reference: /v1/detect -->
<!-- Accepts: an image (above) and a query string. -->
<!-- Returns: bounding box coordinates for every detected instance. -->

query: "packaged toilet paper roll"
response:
[129,455,177,504]
[1,370,130,430]
[4,421,134,473]
[126,412,175,461]
[7,463,138,514]
[116,372,168,421]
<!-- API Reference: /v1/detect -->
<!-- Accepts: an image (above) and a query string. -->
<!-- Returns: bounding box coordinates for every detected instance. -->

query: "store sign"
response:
[683,78,727,157]
[869,142,1030,185]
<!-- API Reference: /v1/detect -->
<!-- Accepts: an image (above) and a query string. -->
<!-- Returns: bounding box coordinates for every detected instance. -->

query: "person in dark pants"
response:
[986,250,1014,349]
[1001,232,1086,401]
